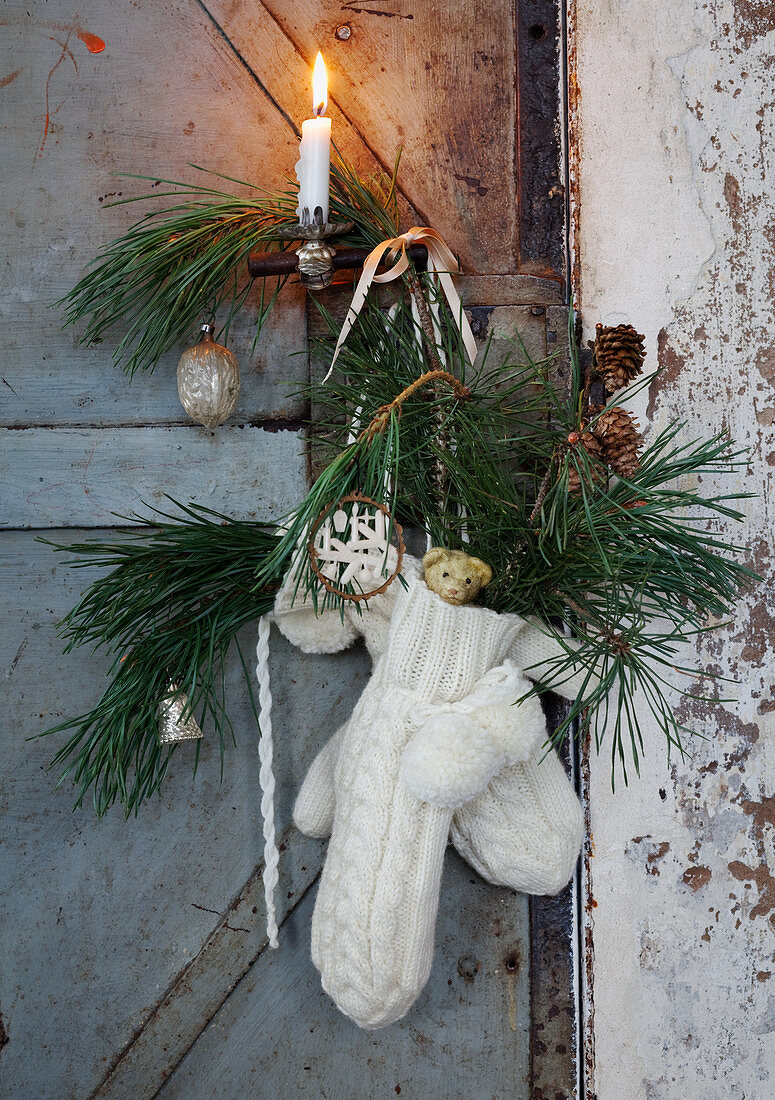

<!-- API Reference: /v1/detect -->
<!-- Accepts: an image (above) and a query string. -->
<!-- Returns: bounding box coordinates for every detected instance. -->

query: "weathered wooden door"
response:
[0,2,576,1096]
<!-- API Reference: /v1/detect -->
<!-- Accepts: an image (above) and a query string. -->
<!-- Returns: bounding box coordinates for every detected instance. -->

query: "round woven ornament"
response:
[307,493,404,602]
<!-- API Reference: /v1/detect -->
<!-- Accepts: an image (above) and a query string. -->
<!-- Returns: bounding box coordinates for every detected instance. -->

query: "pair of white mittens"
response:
[295,725,583,900]
[293,676,581,1028]
[275,557,585,1028]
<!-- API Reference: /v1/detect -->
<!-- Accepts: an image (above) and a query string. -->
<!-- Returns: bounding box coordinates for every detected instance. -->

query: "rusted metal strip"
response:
[247,243,428,279]
[517,0,565,281]
[530,886,578,1099]
[529,692,580,1099]
[579,726,597,1100]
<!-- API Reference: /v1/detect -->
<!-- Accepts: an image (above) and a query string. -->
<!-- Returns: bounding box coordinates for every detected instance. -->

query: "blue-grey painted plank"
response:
[1,426,307,528]
[0,0,304,430]
[0,291,309,429]
[159,852,531,1100]
[92,829,325,1100]
[0,531,371,1099]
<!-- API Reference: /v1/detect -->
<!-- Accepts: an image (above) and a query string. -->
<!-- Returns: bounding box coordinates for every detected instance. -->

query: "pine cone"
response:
[590,404,642,479]
[592,323,646,391]
[566,424,604,493]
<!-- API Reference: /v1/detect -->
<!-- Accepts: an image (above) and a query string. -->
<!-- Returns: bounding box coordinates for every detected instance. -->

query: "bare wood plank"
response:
[207,0,518,272]
[158,850,531,1099]
[0,1,301,226]
[316,273,565,306]
[546,304,573,399]
[470,304,549,365]
[457,274,565,307]
[1,426,308,529]
[0,530,372,1099]
[195,0,418,221]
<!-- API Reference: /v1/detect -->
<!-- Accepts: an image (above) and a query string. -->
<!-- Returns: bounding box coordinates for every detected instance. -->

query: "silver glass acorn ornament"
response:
[177,323,240,428]
[156,683,204,745]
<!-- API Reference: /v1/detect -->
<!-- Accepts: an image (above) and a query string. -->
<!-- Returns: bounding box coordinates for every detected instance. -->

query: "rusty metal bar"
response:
[247,243,428,279]
[517,0,565,280]
[529,692,580,1097]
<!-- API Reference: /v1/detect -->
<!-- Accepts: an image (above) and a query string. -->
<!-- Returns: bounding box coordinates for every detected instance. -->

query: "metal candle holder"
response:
[275,206,354,290]
[247,241,428,286]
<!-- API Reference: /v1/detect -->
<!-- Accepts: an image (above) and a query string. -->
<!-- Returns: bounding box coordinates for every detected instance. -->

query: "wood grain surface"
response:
[1,426,308,528]
[0,531,371,1098]
[0,0,572,1094]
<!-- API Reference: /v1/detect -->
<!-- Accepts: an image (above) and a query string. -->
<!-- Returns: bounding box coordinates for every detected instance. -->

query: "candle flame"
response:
[312,51,327,116]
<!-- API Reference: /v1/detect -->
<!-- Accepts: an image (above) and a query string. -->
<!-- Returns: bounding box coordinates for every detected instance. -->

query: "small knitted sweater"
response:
[274,555,589,1028]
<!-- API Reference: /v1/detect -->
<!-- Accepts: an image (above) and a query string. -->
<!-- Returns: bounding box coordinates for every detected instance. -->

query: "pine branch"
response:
[48,151,759,803]
[38,504,283,815]
[57,152,403,377]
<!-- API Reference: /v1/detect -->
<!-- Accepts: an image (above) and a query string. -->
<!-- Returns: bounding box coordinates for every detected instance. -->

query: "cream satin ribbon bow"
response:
[324,227,478,380]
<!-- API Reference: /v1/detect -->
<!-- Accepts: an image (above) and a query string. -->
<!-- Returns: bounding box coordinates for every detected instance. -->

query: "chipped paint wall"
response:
[573,0,775,1095]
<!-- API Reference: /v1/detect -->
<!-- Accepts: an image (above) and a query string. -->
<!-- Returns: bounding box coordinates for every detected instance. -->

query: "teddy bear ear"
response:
[469,557,493,587]
[422,547,448,570]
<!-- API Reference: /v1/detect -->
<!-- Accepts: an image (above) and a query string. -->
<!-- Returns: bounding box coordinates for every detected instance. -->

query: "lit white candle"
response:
[296,52,331,227]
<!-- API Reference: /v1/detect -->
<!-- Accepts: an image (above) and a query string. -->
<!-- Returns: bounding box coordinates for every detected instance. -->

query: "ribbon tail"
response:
[323,241,393,382]
[422,235,478,366]
[422,255,449,368]
[435,267,478,365]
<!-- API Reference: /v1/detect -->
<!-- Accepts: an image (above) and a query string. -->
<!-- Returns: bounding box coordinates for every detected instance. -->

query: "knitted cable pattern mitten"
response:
[295,730,584,897]
[451,750,584,895]
[447,622,592,895]
[306,575,548,1028]
[274,554,595,1027]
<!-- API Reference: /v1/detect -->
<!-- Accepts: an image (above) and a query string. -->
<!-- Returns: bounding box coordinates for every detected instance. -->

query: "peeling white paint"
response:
[576,1,775,1096]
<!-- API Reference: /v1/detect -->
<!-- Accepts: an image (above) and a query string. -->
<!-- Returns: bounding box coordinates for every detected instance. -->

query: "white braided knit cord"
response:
[256,614,280,948]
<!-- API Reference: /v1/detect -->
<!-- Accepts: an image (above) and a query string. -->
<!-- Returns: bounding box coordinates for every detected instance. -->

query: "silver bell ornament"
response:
[177,323,240,428]
[156,683,204,745]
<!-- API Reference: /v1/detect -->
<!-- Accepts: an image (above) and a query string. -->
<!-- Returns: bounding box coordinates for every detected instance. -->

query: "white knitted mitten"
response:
[275,554,592,1027]
[451,749,583,895]
[447,621,594,894]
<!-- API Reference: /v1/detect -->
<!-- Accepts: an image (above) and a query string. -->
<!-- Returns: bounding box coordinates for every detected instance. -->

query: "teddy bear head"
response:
[422,547,493,606]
